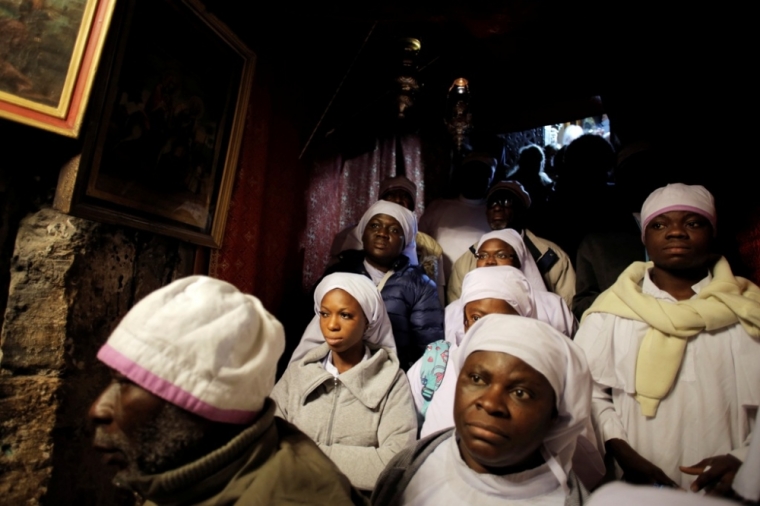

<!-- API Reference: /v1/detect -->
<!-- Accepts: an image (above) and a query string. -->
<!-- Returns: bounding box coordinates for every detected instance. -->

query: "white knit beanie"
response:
[97,276,285,424]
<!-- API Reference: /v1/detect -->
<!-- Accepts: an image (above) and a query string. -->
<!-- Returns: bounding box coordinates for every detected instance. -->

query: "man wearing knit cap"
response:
[89,276,363,505]
[575,183,760,494]
[447,180,575,307]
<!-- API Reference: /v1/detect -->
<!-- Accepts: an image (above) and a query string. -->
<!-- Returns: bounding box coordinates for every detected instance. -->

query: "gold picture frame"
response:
[54,0,255,248]
[0,0,117,137]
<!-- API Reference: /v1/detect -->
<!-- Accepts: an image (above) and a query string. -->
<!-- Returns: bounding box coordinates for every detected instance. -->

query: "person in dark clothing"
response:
[509,144,554,213]
[89,276,363,505]
[325,200,444,370]
[572,228,646,320]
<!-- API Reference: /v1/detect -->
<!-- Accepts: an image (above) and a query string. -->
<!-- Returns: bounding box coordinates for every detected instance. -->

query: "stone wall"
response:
[0,208,193,505]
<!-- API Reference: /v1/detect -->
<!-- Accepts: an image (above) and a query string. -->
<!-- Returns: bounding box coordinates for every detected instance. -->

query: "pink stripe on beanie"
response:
[97,276,285,424]
[640,183,716,241]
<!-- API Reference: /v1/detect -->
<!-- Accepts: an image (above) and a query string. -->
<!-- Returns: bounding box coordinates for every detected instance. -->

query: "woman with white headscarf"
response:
[271,273,417,492]
[372,315,593,506]
[463,229,577,337]
[320,200,444,370]
[413,266,535,436]
[413,267,603,488]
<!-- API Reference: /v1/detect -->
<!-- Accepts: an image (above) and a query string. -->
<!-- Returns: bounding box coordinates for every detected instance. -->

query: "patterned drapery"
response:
[301,135,426,289]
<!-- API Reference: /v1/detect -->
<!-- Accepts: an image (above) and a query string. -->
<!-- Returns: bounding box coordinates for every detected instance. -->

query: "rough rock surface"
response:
[0,208,192,505]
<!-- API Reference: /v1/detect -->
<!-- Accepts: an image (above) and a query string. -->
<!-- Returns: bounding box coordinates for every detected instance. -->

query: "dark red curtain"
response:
[300,136,427,289]
[209,63,308,318]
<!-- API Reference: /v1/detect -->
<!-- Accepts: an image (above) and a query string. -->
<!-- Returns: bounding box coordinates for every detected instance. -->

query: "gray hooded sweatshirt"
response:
[271,342,418,491]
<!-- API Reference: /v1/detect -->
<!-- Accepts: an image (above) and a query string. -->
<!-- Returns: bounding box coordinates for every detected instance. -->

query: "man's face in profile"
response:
[89,370,204,483]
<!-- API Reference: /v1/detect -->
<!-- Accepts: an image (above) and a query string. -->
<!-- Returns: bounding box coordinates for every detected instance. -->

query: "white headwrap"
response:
[640,183,716,241]
[476,229,547,292]
[455,314,592,492]
[445,266,536,345]
[97,276,285,424]
[357,200,418,266]
[289,272,396,363]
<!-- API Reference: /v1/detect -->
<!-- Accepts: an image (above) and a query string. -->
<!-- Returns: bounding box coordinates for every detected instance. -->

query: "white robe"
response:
[401,434,565,506]
[574,270,760,489]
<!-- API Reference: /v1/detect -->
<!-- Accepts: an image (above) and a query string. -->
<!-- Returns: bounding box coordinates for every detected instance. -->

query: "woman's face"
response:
[318,289,367,354]
[475,239,520,269]
[362,213,405,268]
[463,298,518,332]
[454,351,557,474]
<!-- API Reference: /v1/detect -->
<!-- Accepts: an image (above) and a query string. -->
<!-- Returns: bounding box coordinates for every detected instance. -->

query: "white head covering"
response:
[640,183,716,241]
[455,314,592,492]
[97,276,285,424]
[290,273,396,363]
[475,229,547,292]
[357,200,418,265]
[445,266,537,345]
[461,266,535,318]
[313,272,395,347]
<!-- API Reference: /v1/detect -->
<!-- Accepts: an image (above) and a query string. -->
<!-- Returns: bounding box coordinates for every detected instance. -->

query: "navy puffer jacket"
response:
[324,250,444,370]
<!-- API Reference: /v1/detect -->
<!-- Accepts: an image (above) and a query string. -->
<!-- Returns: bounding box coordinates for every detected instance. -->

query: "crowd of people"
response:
[86,136,760,505]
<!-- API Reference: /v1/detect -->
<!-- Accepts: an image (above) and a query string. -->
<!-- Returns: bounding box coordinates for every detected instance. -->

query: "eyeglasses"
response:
[487,197,514,208]
[473,251,516,261]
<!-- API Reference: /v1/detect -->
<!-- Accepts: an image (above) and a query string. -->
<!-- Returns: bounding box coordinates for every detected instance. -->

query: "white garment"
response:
[587,482,734,506]
[575,269,760,489]
[733,418,760,501]
[401,433,564,506]
[419,197,491,280]
[533,291,577,338]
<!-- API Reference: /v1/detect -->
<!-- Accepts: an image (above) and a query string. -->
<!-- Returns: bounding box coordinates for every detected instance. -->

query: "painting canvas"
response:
[0,0,116,136]
[54,0,255,247]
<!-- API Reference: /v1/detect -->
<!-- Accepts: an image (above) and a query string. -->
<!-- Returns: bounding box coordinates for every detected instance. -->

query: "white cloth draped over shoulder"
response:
[290,273,396,363]
[341,200,419,265]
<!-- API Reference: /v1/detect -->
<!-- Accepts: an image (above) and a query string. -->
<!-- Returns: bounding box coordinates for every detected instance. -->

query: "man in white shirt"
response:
[575,183,760,494]
[418,153,495,283]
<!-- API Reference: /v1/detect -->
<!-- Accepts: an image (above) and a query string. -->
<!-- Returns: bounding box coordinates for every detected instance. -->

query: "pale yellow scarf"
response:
[583,257,760,416]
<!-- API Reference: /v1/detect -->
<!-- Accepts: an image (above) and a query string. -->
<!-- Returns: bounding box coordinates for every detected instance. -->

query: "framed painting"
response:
[0,0,117,137]
[54,0,255,248]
